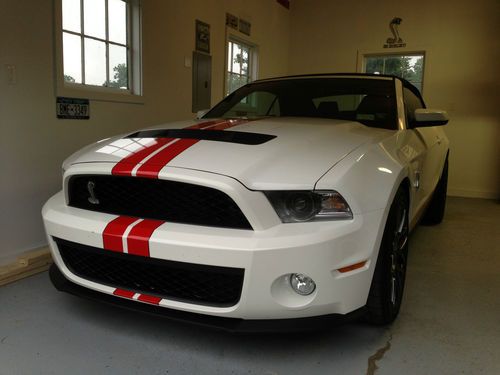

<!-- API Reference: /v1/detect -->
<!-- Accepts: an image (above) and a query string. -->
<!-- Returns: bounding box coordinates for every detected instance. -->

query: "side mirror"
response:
[196,109,210,119]
[413,109,449,127]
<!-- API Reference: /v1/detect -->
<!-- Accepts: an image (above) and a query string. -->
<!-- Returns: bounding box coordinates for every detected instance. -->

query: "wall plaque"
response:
[195,20,210,54]
[239,19,251,36]
[226,13,238,30]
[384,17,406,48]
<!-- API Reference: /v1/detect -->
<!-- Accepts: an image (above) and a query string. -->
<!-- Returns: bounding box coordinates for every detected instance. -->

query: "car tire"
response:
[365,185,409,325]
[421,157,448,225]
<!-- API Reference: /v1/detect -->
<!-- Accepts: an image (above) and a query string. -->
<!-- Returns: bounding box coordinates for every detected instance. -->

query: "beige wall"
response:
[0,0,290,262]
[289,0,500,199]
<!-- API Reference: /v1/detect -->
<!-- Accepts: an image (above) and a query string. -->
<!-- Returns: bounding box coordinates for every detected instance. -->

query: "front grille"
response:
[55,238,244,307]
[68,175,252,230]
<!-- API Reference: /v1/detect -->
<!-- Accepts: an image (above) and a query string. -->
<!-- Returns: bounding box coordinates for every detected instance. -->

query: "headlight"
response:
[265,190,353,223]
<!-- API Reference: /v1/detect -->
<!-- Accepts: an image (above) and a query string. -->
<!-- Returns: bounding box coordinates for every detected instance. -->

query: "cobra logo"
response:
[87,181,100,205]
[387,17,403,45]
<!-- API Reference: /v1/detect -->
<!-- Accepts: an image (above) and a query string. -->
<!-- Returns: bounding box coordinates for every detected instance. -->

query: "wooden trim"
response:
[0,248,53,286]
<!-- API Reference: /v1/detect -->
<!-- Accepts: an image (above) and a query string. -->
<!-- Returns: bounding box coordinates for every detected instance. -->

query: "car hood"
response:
[67,117,389,190]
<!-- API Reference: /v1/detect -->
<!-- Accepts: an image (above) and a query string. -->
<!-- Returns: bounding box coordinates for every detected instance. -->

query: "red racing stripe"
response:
[184,120,223,129]
[112,138,174,176]
[135,138,200,178]
[102,216,138,252]
[135,119,249,178]
[206,119,249,130]
[113,288,136,298]
[137,294,162,305]
[111,120,223,176]
[126,219,165,257]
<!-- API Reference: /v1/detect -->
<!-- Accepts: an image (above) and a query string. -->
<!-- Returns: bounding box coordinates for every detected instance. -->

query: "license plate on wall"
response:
[56,97,90,119]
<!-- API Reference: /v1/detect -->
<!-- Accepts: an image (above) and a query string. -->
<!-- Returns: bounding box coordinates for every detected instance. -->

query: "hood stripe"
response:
[135,138,199,178]
[130,138,179,176]
[111,138,174,176]
[111,119,227,176]
[205,119,249,131]
[135,118,249,179]
[184,120,223,130]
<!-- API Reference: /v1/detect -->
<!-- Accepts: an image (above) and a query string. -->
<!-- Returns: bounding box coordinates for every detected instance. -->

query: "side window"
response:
[403,87,425,125]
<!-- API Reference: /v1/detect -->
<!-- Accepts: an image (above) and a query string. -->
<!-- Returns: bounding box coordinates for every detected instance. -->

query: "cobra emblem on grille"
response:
[87,181,100,205]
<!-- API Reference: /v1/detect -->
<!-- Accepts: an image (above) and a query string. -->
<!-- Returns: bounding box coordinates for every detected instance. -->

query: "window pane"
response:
[365,57,384,74]
[84,0,105,39]
[108,44,128,89]
[231,44,241,74]
[364,54,424,93]
[227,42,232,72]
[226,40,254,96]
[63,0,81,33]
[241,49,249,75]
[108,0,127,44]
[227,73,247,95]
[63,32,82,83]
[84,38,106,85]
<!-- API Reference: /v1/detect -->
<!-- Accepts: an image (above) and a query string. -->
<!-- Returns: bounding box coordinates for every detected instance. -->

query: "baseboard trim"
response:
[0,247,52,286]
[448,188,499,200]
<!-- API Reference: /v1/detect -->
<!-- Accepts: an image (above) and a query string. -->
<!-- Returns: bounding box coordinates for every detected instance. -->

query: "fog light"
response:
[290,273,316,295]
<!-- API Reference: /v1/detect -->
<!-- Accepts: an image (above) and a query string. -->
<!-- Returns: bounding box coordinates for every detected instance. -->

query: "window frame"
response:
[224,33,258,97]
[356,49,426,94]
[55,0,143,103]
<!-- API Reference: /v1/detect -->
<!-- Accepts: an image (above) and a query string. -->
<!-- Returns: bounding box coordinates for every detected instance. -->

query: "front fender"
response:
[314,141,407,216]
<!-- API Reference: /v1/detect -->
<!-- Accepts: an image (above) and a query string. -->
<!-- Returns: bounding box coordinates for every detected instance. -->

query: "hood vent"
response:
[127,129,276,145]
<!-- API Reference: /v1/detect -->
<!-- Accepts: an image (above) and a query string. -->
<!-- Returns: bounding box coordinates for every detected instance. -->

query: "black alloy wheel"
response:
[365,185,409,325]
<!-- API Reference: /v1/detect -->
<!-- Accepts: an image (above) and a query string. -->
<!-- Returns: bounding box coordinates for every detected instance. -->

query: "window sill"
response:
[56,83,145,104]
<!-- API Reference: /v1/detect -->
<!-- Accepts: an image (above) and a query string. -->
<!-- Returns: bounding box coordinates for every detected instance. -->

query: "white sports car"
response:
[42,74,449,331]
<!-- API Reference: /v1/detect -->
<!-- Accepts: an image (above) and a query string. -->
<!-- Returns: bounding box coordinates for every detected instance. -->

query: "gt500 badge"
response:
[56,97,90,119]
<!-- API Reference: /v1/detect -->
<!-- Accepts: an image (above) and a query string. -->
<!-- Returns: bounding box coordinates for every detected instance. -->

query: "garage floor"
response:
[1,197,499,375]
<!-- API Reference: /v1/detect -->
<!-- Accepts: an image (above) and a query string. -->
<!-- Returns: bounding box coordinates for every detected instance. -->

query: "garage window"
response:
[226,39,256,96]
[59,0,142,95]
[364,53,424,93]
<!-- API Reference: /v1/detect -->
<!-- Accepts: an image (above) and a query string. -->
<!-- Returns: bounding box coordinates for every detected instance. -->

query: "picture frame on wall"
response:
[195,20,210,54]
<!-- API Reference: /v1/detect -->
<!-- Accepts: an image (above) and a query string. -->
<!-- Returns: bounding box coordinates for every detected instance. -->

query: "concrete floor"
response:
[1,197,499,375]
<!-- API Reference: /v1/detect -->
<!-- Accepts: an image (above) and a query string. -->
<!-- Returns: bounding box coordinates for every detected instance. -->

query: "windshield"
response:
[204,77,398,130]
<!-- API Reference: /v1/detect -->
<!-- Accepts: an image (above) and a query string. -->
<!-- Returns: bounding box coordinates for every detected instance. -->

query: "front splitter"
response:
[49,264,365,333]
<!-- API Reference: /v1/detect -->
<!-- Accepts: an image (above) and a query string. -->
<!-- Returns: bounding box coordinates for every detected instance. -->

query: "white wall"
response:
[289,0,500,199]
[0,0,291,263]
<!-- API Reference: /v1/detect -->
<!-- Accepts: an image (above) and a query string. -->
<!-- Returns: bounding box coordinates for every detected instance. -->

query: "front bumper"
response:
[42,172,386,321]
[49,264,365,332]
